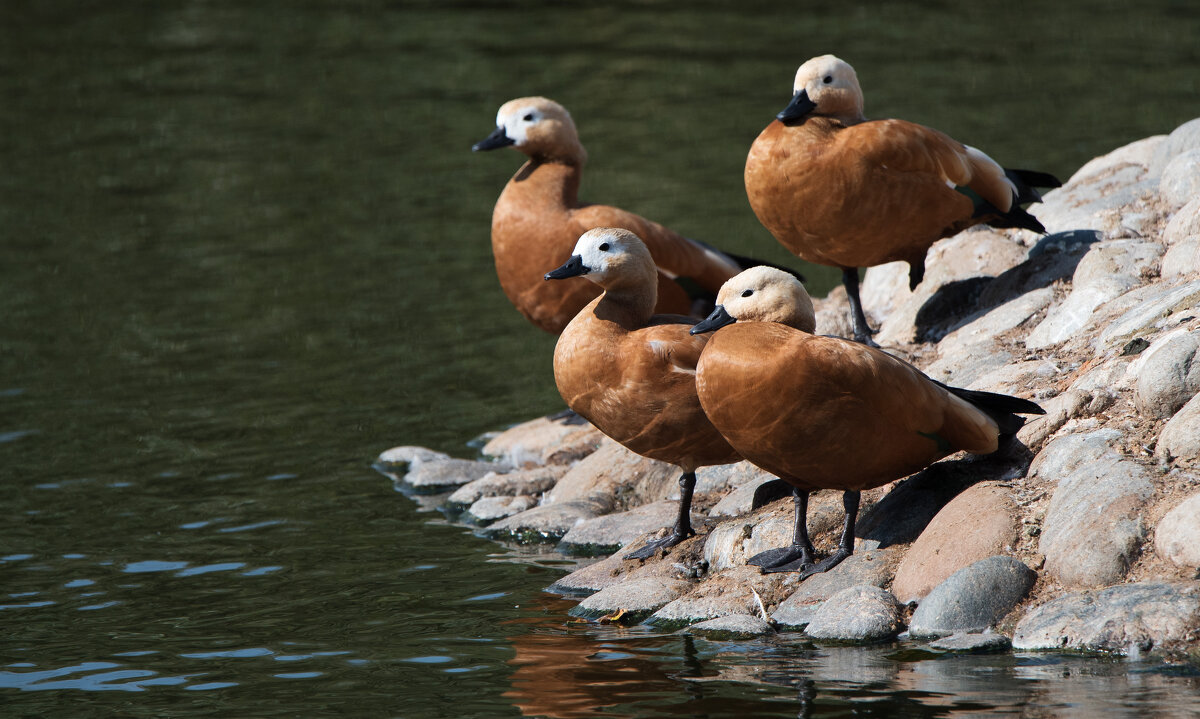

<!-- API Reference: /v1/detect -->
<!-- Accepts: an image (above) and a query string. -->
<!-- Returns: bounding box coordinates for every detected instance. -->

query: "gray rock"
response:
[1035,168,1157,235]
[1149,117,1200,177]
[934,288,1054,362]
[1165,196,1200,246]
[908,556,1036,638]
[402,458,501,491]
[1132,328,1200,418]
[1155,491,1200,568]
[1094,279,1200,351]
[1039,454,1153,587]
[1017,390,1097,451]
[558,500,689,556]
[447,465,566,506]
[569,577,693,622]
[546,439,677,508]
[1029,429,1123,481]
[707,475,778,517]
[1012,581,1200,655]
[1068,136,1161,186]
[1026,240,1163,349]
[1161,235,1200,279]
[1161,149,1200,209]
[922,348,1014,392]
[375,446,452,479]
[694,461,772,495]
[466,494,536,522]
[928,633,1012,653]
[804,585,903,642]
[482,498,607,543]
[686,614,773,637]
[1158,392,1200,468]
[771,550,894,629]
[480,414,601,467]
[648,566,796,629]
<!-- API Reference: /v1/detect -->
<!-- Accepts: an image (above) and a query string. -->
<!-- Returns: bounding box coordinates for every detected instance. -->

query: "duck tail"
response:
[935,381,1045,437]
[1005,168,1062,205]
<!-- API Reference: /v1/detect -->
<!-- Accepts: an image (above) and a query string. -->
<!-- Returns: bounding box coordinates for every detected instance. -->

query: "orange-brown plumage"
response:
[477,97,743,334]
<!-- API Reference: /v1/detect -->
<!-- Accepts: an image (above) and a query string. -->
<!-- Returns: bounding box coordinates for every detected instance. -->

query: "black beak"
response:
[472,126,515,152]
[690,305,736,335]
[544,255,590,281]
[776,89,816,125]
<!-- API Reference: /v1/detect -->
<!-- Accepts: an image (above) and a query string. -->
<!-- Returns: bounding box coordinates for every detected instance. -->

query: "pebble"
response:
[771,550,894,629]
[928,633,1012,653]
[1012,581,1200,655]
[685,614,773,638]
[1131,328,1200,419]
[891,484,1020,603]
[1157,392,1200,468]
[1155,491,1200,568]
[908,556,1036,638]
[804,585,903,643]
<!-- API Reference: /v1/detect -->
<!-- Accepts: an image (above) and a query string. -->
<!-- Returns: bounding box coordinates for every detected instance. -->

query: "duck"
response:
[545,227,741,559]
[475,96,801,334]
[690,266,1044,576]
[744,55,1060,345]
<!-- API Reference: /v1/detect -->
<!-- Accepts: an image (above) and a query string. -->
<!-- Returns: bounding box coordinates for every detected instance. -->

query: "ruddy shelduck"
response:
[475,96,799,334]
[545,228,741,558]
[691,267,1043,576]
[744,55,1060,344]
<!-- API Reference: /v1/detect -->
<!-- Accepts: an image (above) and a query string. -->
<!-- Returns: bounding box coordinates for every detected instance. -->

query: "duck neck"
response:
[513,157,583,207]
[593,279,657,328]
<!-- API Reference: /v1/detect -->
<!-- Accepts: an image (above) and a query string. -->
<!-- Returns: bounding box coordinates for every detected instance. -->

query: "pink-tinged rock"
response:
[546,439,678,507]
[891,484,1021,603]
[1158,392,1200,468]
[1164,196,1200,246]
[481,415,603,466]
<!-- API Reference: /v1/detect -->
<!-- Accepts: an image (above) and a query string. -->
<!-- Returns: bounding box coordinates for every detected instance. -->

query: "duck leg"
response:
[765,490,860,577]
[624,471,697,560]
[746,489,816,569]
[841,268,879,347]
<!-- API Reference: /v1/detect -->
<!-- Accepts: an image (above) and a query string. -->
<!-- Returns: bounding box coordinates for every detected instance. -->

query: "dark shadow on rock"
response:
[855,438,1035,548]
[913,230,1102,343]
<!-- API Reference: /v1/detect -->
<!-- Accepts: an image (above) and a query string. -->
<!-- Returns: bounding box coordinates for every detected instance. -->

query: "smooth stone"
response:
[1039,454,1153,587]
[686,614,773,637]
[1026,240,1163,349]
[1094,279,1200,351]
[1158,392,1200,468]
[648,566,797,629]
[402,458,501,490]
[859,261,910,328]
[908,556,1036,638]
[892,484,1020,603]
[1160,149,1200,209]
[447,465,566,506]
[1155,491,1200,568]
[546,533,707,595]
[482,498,608,543]
[934,288,1054,362]
[707,475,778,517]
[694,461,772,495]
[558,500,690,555]
[1012,581,1200,655]
[480,415,602,467]
[804,585,903,643]
[1028,428,1123,481]
[921,348,1013,391]
[1035,168,1156,235]
[569,577,693,621]
[966,358,1061,395]
[546,439,678,508]
[1132,328,1200,418]
[1149,117,1200,177]
[1165,196,1200,245]
[466,494,537,522]
[812,284,858,339]
[1161,235,1200,279]
[771,550,893,629]
[1068,135,1161,186]
[928,633,1012,653]
[1017,389,1096,451]
[376,445,451,473]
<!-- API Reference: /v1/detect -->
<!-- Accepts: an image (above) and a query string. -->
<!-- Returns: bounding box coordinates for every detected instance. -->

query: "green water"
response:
[2,1,1199,716]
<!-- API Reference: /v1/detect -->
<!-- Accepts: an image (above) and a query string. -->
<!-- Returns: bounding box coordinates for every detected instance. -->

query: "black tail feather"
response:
[935,380,1044,437]
[984,203,1048,234]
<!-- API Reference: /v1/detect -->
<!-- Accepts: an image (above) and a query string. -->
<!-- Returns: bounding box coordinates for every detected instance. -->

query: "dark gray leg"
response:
[767,490,860,578]
[624,471,697,560]
[842,268,879,347]
[746,489,816,569]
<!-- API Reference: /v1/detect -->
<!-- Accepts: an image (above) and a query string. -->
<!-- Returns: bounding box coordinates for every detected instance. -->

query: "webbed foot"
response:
[623,529,695,560]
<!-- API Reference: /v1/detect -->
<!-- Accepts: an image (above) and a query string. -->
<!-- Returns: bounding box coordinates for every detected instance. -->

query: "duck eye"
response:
[598,242,610,251]
[741,289,754,298]
[523,113,534,121]
[822,75,833,84]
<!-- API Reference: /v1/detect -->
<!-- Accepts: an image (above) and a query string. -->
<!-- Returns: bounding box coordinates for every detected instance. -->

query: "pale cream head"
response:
[792,55,864,121]
[494,96,586,163]
[571,227,657,292]
[715,266,816,333]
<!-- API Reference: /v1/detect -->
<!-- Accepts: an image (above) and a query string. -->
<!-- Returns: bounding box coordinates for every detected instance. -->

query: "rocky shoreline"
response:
[379,118,1200,661]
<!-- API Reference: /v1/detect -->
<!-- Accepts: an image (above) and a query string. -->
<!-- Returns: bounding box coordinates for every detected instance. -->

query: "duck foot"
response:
[761,547,853,577]
[746,544,814,570]
[623,529,694,560]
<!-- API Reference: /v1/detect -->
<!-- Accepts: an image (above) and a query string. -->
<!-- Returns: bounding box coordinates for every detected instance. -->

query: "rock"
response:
[908,556,1036,638]
[1155,492,1200,568]
[546,534,707,595]
[771,550,894,629]
[1161,235,1200,279]
[860,261,912,326]
[1035,166,1157,235]
[891,484,1021,603]
[482,498,608,543]
[1158,392,1200,467]
[375,446,453,481]
[480,415,602,467]
[1132,328,1200,418]
[1165,196,1200,246]
[648,566,796,629]
[401,458,501,492]
[928,633,1012,654]
[1017,389,1096,451]
[707,474,778,517]
[694,461,771,495]
[1012,581,1200,655]
[968,358,1061,395]
[686,614,773,637]
[812,285,857,339]
[1068,135,1161,186]
[1028,428,1123,481]
[1160,149,1200,210]
[447,465,566,506]
[1149,117,1200,177]
[1038,454,1153,587]
[804,585,903,642]
[466,494,536,522]
[546,439,678,509]
[1094,279,1200,352]
[934,288,1054,363]
[1026,240,1163,349]
[558,501,688,556]
[568,577,693,622]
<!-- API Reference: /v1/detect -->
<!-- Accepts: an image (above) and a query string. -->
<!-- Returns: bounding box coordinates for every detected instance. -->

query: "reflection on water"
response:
[3,0,1200,716]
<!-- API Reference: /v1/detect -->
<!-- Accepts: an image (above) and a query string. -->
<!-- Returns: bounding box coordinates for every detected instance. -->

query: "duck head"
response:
[544,228,657,293]
[777,55,864,126]
[472,96,587,165]
[691,266,816,334]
